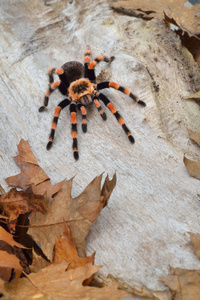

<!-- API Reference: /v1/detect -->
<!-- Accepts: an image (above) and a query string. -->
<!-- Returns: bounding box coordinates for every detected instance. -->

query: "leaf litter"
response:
[1,139,200,299]
[0,140,131,299]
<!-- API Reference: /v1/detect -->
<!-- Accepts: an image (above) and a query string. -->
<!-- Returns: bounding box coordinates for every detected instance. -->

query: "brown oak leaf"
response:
[2,262,129,300]
[187,129,200,147]
[54,223,95,285]
[0,226,26,249]
[162,267,200,300]
[183,156,200,180]
[5,139,64,201]
[28,173,116,261]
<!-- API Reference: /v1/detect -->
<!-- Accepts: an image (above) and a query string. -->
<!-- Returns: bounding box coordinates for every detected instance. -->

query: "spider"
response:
[39,46,146,160]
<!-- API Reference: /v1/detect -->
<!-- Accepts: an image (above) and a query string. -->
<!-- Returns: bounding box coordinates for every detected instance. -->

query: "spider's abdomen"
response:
[61,61,84,84]
[68,78,94,105]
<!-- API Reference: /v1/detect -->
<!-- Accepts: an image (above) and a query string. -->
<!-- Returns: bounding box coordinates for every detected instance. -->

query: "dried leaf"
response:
[162,267,200,300]
[186,90,200,99]
[109,0,200,36]
[0,241,13,282]
[187,129,200,147]
[0,250,22,272]
[29,174,116,260]
[5,139,64,201]
[0,226,26,249]
[0,188,46,233]
[101,173,117,208]
[189,232,200,260]
[54,223,95,285]
[4,263,129,300]
[183,156,200,180]
[30,250,50,273]
[177,31,200,64]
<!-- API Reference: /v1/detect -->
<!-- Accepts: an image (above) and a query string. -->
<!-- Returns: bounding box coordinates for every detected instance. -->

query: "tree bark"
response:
[0,0,200,296]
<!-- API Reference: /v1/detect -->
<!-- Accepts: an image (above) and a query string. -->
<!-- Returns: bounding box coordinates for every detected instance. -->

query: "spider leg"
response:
[46,99,71,150]
[87,55,115,83]
[47,67,64,84]
[84,46,115,83]
[98,93,135,143]
[97,82,146,106]
[39,81,68,112]
[93,97,107,120]
[79,105,87,133]
[84,45,92,79]
[70,103,79,160]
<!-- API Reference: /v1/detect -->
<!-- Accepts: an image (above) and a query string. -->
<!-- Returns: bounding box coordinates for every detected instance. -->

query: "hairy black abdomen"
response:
[61,61,84,84]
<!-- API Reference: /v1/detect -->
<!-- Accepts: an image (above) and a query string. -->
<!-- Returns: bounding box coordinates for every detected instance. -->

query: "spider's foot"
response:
[82,124,87,133]
[74,151,79,160]
[101,112,107,121]
[39,106,46,112]
[138,100,146,107]
[46,141,53,150]
[128,135,135,144]
[110,56,115,63]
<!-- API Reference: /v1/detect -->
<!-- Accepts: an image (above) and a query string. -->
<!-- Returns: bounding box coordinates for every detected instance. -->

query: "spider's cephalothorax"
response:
[39,46,146,160]
[68,78,95,105]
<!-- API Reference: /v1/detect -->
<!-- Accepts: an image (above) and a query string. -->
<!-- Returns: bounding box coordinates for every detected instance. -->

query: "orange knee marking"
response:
[97,55,104,61]
[84,56,90,63]
[54,106,61,117]
[88,61,97,69]
[118,117,125,125]
[52,122,57,129]
[49,137,53,142]
[94,99,100,108]
[128,132,131,136]
[55,69,64,75]
[72,130,77,138]
[45,90,50,97]
[84,49,91,55]
[80,106,86,115]
[107,103,117,114]
[99,109,104,115]
[71,112,77,124]
[82,119,87,124]
[136,97,140,102]
[109,82,120,89]
[124,88,130,95]
[51,82,60,89]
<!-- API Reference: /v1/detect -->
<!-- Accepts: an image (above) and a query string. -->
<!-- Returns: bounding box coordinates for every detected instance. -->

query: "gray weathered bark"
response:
[0,0,200,297]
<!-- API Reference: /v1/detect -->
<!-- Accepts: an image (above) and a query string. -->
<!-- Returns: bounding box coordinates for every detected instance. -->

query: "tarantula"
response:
[39,46,146,160]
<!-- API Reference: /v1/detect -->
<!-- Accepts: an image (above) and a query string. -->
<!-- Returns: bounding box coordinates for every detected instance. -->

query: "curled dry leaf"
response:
[0,250,22,273]
[161,267,200,300]
[2,262,129,300]
[29,173,116,261]
[183,156,200,180]
[187,129,200,147]
[109,0,200,36]
[5,139,64,201]
[0,187,46,233]
[0,226,26,249]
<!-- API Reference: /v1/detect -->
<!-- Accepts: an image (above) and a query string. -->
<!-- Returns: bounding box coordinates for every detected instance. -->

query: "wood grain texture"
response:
[0,0,200,295]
